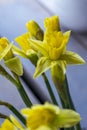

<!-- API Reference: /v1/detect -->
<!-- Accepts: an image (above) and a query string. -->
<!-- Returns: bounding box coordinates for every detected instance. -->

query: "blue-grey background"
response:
[0,0,87,128]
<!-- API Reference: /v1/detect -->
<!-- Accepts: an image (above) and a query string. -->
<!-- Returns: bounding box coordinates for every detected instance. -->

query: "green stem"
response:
[0,113,8,119]
[52,74,69,108]
[65,76,82,130]
[0,100,26,126]
[16,78,32,107]
[42,73,58,105]
[64,76,75,109]
[0,65,32,107]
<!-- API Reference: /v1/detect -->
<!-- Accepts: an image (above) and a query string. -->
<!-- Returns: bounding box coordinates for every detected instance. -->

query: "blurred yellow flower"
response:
[21,102,81,130]
[0,116,24,130]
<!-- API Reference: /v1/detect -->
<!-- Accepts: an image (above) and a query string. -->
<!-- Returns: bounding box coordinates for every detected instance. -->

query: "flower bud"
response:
[26,20,43,40]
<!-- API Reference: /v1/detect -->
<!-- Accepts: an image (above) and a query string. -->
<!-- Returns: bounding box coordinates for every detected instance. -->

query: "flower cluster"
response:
[0,16,85,130]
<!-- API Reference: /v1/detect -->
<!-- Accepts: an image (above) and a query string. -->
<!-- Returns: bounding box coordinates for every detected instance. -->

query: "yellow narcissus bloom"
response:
[13,20,43,65]
[0,37,13,61]
[0,119,16,130]
[21,102,81,130]
[0,37,23,76]
[13,32,38,65]
[0,116,24,130]
[13,20,43,57]
[29,16,85,79]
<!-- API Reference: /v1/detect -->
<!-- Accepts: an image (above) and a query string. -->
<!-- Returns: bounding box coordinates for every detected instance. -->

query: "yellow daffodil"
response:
[0,37,13,61]
[14,20,43,57]
[10,115,25,130]
[0,116,24,130]
[29,16,85,79]
[0,119,16,130]
[21,102,81,130]
[13,20,43,65]
[0,37,23,76]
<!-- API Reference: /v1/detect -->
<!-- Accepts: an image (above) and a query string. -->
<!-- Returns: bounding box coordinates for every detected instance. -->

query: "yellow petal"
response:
[0,119,15,130]
[44,15,60,32]
[15,32,31,53]
[0,44,12,61]
[10,115,24,129]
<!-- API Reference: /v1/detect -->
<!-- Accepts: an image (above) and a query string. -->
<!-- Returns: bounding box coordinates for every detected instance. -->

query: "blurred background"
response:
[0,0,87,128]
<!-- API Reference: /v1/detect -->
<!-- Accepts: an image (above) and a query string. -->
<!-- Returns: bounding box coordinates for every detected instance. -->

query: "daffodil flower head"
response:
[29,16,85,79]
[0,37,13,61]
[10,115,25,130]
[21,102,81,130]
[0,37,23,76]
[0,115,26,130]
[14,32,38,66]
[43,31,71,60]
[0,119,15,130]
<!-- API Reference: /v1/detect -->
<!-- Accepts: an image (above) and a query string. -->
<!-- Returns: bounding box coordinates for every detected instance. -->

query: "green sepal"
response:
[34,57,52,78]
[4,56,23,76]
[12,45,29,59]
[36,126,53,130]
[56,109,81,128]
[26,50,38,66]
[60,51,85,65]
[51,61,67,82]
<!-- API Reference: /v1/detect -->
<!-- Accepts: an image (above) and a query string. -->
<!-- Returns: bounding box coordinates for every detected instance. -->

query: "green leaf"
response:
[4,56,23,76]
[60,51,85,65]
[29,39,48,56]
[34,57,51,78]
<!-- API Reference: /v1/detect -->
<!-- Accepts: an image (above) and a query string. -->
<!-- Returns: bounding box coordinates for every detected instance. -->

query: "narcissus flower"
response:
[14,20,43,56]
[0,37,13,61]
[0,116,24,130]
[0,119,16,130]
[0,37,23,76]
[21,102,81,130]
[29,16,85,79]
[13,20,43,65]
